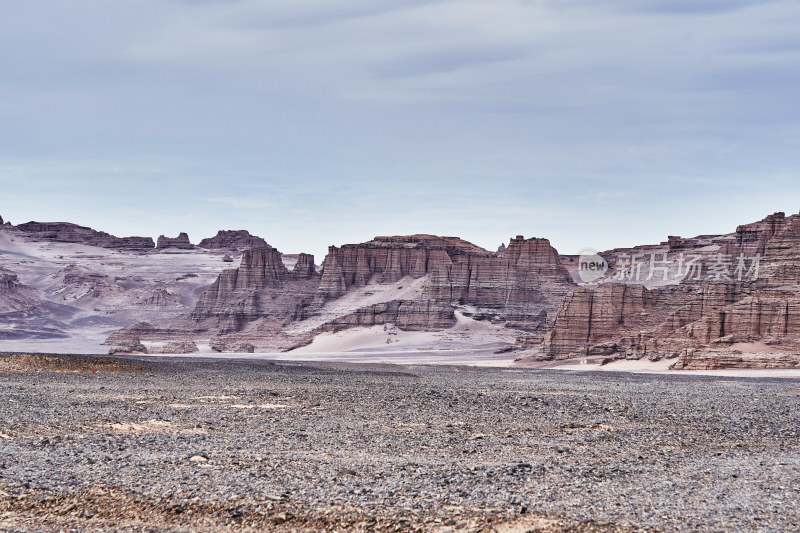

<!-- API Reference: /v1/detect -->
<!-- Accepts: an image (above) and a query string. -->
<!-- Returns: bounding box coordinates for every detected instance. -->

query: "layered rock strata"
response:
[542,212,800,361]
[15,222,155,250]
[197,230,269,251]
[157,233,194,250]
[317,234,574,332]
[189,248,320,335]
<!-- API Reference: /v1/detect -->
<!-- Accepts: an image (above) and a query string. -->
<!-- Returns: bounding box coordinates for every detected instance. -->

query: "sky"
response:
[2,0,800,259]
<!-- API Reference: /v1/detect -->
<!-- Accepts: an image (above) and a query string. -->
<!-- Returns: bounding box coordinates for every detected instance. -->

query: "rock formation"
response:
[317,235,492,299]
[4,206,798,370]
[0,267,39,312]
[198,230,269,251]
[308,234,576,334]
[671,350,800,370]
[108,340,148,355]
[157,341,199,354]
[538,212,800,367]
[291,253,316,279]
[319,300,457,333]
[157,233,194,250]
[15,222,154,250]
[190,247,320,335]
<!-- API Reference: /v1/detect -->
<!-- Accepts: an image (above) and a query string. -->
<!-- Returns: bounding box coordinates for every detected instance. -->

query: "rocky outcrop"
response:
[0,267,39,312]
[158,341,199,354]
[757,214,800,286]
[671,350,800,370]
[190,248,320,335]
[197,230,269,251]
[318,235,494,299]
[319,300,456,333]
[81,210,800,368]
[291,254,316,279]
[108,341,148,355]
[157,233,194,250]
[540,212,800,363]
[317,234,573,331]
[721,211,789,257]
[16,222,155,250]
[104,322,157,345]
[422,235,574,329]
[210,340,255,353]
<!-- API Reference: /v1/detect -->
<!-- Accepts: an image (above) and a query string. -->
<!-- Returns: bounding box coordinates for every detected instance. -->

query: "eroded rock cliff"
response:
[540,212,800,366]
[157,233,194,250]
[15,222,155,250]
[197,230,269,251]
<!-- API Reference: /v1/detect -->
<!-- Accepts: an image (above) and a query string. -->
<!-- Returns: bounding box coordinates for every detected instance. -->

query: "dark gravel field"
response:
[1,354,799,532]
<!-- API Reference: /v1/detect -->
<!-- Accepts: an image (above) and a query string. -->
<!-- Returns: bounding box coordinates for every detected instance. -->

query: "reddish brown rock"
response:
[0,267,38,312]
[107,339,148,355]
[722,211,789,257]
[543,212,800,362]
[16,222,155,250]
[197,230,269,251]
[317,234,574,331]
[158,341,200,354]
[423,236,573,329]
[190,248,319,335]
[318,235,490,299]
[291,253,316,279]
[319,300,456,332]
[157,232,194,250]
[671,350,800,370]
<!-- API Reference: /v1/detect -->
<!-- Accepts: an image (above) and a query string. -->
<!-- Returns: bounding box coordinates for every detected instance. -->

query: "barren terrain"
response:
[1,354,799,532]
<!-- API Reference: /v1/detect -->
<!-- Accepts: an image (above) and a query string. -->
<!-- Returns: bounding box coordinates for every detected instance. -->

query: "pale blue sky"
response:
[2,0,799,258]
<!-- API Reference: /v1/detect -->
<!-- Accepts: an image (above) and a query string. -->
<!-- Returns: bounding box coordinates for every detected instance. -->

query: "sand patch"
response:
[109,420,172,432]
[487,516,560,532]
[107,419,208,435]
[194,395,240,400]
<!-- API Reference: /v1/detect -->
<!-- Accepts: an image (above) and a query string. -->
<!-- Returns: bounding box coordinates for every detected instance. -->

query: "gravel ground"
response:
[1,354,799,532]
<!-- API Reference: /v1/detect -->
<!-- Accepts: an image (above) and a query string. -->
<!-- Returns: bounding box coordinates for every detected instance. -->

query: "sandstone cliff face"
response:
[722,211,789,257]
[318,300,456,333]
[15,222,155,250]
[757,214,800,286]
[157,233,194,250]
[423,236,573,329]
[671,350,800,370]
[317,234,573,331]
[197,230,269,251]
[541,212,800,362]
[0,267,39,312]
[143,234,574,349]
[543,282,751,358]
[318,235,491,299]
[291,253,316,279]
[89,210,800,366]
[190,248,319,335]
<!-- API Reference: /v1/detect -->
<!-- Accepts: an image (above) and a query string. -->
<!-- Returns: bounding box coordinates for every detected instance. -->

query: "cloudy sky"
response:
[2,0,799,258]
